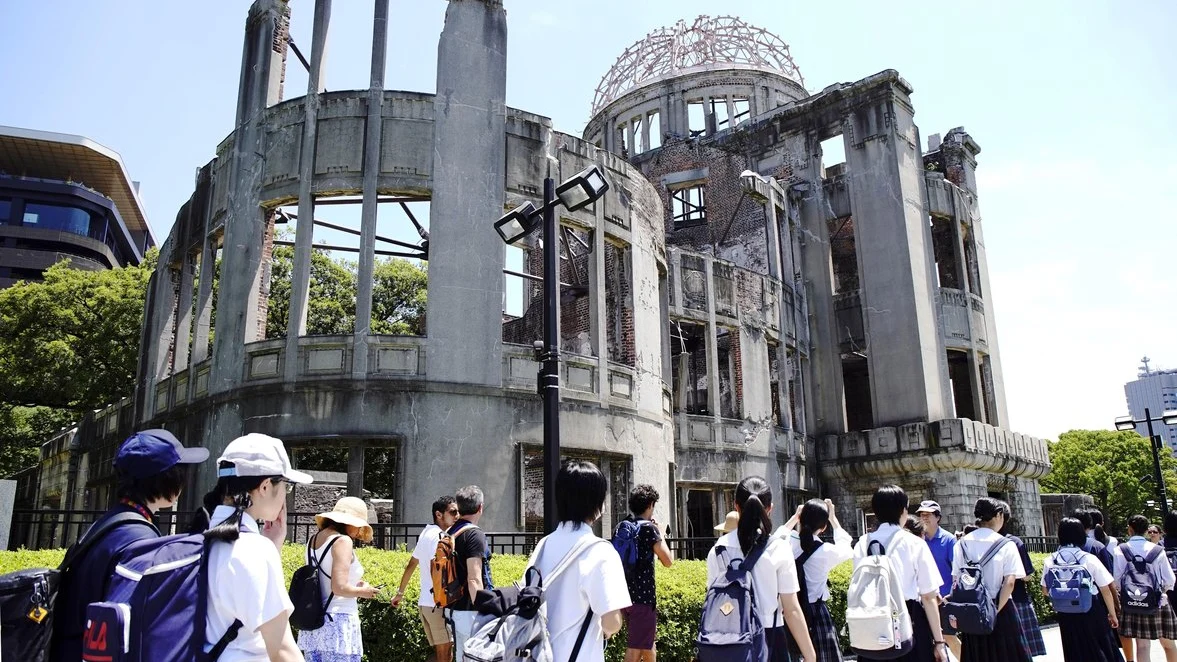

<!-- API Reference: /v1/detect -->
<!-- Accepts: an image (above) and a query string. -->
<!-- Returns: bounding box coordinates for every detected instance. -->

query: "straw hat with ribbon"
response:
[713,510,739,536]
[315,497,374,543]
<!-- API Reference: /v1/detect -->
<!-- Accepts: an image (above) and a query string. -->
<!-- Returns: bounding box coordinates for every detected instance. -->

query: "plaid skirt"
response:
[1012,598,1047,657]
[784,600,843,662]
[1118,601,1177,640]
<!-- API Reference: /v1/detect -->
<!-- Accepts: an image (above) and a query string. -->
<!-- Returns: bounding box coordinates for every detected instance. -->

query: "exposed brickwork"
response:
[729,327,743,417]
[255,214,276,341]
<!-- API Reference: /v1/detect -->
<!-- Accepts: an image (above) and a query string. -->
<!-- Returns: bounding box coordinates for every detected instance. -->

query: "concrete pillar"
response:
[172,255,196,372]
[841,83,950,426]
[704,258,721,421]
[763,186,784,280]
[139,266,178,419]
[191,234,217,365]
[791,133,846,435]
[591,191,607,394]
[0,480,14,551]
[347,445,365,497]
[212,0,290,393]
[425,0,507,386]
[352,0,388,377]
[285,0,332,380]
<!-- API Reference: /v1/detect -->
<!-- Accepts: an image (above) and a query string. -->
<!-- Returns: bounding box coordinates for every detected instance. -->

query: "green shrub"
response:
[0,546,1061,662]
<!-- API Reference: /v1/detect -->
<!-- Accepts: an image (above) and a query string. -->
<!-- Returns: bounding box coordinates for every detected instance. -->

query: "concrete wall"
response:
[0,480,15,551]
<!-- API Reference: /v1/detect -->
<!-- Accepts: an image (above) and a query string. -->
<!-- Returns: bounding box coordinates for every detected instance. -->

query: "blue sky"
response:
[2,0,1174,440]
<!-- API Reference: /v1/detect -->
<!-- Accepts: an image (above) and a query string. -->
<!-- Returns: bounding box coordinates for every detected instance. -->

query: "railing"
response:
[9,509,193,551]
[1021,536,1055,554]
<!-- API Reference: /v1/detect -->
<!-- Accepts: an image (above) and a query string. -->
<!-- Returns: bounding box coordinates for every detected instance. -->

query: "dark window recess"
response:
[0,199,10,224]
[947,350,977,420]
[671,186,706,229]
[842,355,873,431]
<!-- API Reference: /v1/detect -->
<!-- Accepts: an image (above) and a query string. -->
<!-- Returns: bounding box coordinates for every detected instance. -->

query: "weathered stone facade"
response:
[20,5,1048,542]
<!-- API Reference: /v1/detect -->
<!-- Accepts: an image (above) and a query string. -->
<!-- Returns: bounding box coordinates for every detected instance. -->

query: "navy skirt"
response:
[959,603,1031,662]
[1056,597,1123,662]
[857,600,936,662]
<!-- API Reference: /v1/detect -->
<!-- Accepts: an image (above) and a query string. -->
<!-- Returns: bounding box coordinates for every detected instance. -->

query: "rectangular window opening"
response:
[947,350,977,420]
[670,321,708,415]
[930,215,963,289]
[671,185,707,229]
[827,216,858,294]
[648,110,662,150]
[687,99,706,137]
[842,355,873,431]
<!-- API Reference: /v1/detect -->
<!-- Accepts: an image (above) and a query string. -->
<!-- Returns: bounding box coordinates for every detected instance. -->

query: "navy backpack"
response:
[940,537,1011,635]
[82,531,245,662]
[1119,543,1164,614]
[696,541,768,662]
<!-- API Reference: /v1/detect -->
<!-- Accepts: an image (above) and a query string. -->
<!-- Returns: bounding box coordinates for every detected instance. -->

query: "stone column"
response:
[704,258,721,421]
[0,480,14,551]
[212,0,290,393]
[347,445,365,497]
[285,0,332,380]
[138,264,178,419]
[425,0,507,386]
[591,187,607,395]
[191,235,217,364]
[789,132,846,435]
[352,0,388,377]
[172,254,196,371]
[841,81,950,426]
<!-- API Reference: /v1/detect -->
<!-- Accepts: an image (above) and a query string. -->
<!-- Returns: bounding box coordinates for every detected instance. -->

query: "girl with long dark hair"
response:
[952,497,1029,662]
[775,498,852,662]
[204,433,313,662]
[706,476,815,662]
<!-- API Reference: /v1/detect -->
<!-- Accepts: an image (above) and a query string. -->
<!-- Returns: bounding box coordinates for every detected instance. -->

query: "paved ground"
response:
[1038,623,1157,660]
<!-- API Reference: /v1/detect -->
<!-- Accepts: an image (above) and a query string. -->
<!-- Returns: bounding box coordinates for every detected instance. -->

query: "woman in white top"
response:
[706,476,816,662]
[204,433,313,662]
[951,497,1027,662]
[852,485,947,662]
[297,497,380,662]
[775,498,852,662]
[1041,517,1120,662]
[527,460,632,662]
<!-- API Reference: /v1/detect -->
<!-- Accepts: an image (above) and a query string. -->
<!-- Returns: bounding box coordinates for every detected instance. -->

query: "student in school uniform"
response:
[775,498,852,662]
[204,433,313,662]
[526,461,633,662]
[1113,515,1177,662]
[708,476,816,662]
[996,501,1047,659]
[1041,517,1122,662]
[853,485,949,662]
[952,497,1029,662]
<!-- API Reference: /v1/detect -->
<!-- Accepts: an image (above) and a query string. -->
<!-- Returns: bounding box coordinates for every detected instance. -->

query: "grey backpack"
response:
[696,541,769,662]
[462,536,605,662]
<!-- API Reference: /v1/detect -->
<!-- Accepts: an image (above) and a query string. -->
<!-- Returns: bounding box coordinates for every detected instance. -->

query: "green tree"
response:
[1041,429,1177,535]
[266,244,357,338]
[372,258,427,335]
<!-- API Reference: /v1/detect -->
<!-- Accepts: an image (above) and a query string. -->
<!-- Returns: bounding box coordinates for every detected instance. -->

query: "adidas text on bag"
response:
[288,534,344,631]
[1044,548,1095,614]
[0,511,155,662]
[1119,543,1165,614]
[696,541,769,662]
[462,537,605,662]
[845,530,914,660]
[433,523,478,608]
[940,536,1011,636]
[82,532,245,662]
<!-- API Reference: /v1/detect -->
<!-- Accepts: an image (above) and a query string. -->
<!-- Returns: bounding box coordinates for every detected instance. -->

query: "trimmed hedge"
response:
[0,547,1059,662]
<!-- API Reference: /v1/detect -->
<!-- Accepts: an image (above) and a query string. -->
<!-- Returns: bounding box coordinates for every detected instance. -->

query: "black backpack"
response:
[288,534,344,631]
[0,511,156,662]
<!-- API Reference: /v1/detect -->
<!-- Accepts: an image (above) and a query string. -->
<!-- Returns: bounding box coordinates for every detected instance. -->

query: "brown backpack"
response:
[431,525,477,608]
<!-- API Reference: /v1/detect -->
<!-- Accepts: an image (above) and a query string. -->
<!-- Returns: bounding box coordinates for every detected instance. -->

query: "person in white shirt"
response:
[707,476,816,662]
[391,496,459,662]
[951,497,1028,662]
[774,498,852,662]
[852,485,948,662]
[527,460,633,662]
[204,433,313,662]
[297,497,381,662]
[1040,517,1121,662]
[1112,514,1177,662]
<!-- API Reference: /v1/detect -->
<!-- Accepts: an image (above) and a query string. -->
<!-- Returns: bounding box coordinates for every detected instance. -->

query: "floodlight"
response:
[494,202,538,245]
[1114,415,1138,431]
[1164,411,1177,426]
[556,165,609,212]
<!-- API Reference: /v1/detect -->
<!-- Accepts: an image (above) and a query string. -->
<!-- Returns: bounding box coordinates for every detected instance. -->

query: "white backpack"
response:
[845,530,914,659]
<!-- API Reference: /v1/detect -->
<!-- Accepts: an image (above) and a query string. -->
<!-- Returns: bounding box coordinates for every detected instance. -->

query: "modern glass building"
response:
[0,126,154,287]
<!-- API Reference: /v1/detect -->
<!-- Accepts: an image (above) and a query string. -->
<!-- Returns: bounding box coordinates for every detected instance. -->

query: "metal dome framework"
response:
[591,15,805,116]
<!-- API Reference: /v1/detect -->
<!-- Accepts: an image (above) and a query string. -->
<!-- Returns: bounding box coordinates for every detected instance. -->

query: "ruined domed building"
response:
[21,1,1048,544]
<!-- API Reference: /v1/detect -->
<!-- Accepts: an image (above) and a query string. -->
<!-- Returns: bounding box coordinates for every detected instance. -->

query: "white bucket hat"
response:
[316,496,374,543]
[216,433,313,484]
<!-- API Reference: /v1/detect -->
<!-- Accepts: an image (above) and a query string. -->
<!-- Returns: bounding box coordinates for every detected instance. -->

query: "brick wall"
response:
[255,215,276,341]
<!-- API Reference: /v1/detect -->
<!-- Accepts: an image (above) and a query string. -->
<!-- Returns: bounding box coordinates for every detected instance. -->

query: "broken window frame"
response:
[671,184,707,229]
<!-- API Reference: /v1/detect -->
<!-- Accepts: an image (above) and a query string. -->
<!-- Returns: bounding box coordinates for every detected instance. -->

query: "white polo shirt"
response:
[952,528,1025,601]
[1112,536,1176,606]
[707,531,800,627]
[205,505,295,662]
[411,524,442,608]
[853,524,942,602]
[775,526,854,604]
[527,522,632,662]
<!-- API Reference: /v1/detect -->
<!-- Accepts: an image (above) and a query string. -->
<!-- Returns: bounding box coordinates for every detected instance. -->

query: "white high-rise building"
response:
[1125,357,1177,452]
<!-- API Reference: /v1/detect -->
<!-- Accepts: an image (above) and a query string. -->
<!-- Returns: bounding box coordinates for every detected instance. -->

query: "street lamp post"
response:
[1115,408,1177,515]
[494,166,609,534]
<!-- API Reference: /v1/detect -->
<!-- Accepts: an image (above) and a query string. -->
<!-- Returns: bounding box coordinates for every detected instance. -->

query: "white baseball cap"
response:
[216,433,313,484]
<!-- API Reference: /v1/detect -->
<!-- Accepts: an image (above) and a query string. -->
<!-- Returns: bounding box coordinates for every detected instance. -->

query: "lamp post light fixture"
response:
[494,165,609,534]
[1114,408,1177,515]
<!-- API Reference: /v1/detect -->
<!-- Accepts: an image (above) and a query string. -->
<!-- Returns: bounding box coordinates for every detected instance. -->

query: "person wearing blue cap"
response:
[49,429,208,662]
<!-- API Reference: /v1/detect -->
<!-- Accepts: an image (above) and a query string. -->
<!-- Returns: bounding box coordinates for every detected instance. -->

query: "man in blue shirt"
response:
[917,500,959,660]
[50,429,207,662]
